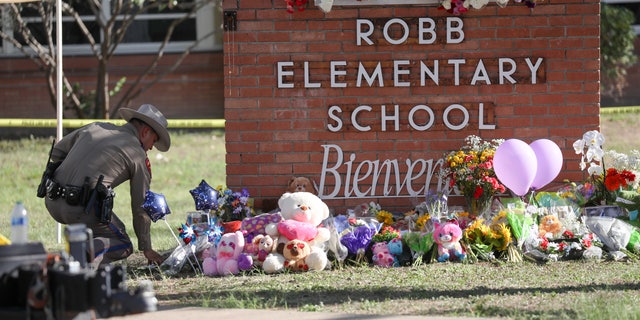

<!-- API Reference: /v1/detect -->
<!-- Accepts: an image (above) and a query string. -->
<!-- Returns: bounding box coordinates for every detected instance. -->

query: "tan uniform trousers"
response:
[45,198,133,265]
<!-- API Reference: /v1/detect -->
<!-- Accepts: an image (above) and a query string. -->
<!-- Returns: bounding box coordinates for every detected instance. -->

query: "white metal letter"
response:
[383,18,409,45]
[418,18,436,44]
[330,61,347,88]
[525,57,543,84]
[498,58,517,84]
[420,60,439,86]
[356,19,375,46]
[408,105,435,131]
[357,62,384,87]
[471,59,491,85]
[394,60,411,87]
[352,105,372,132]
[304,61,321,88]
[381,105,400,132]
[277,61,294,88]
[327,105,343,132]
[319,144,343,198]
[443,104,469,130]
[446,17,464,44]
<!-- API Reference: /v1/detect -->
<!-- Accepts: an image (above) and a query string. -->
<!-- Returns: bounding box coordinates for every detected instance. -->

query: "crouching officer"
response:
[40,104,170,266]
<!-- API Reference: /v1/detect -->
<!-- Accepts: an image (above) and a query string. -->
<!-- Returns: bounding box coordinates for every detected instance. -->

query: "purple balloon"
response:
[494,139,537,196]
[189,179,218,211]
[530,139,563,190]
[142,190,171,222]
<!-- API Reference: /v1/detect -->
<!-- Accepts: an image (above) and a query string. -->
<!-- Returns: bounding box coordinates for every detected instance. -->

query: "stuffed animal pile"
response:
[262,192,331,273]
[202,230,253,276]
[200,191,332,276]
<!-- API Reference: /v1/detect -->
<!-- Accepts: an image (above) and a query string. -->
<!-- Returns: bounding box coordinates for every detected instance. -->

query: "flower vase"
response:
[466,196,493,219]
[220,220,242,234]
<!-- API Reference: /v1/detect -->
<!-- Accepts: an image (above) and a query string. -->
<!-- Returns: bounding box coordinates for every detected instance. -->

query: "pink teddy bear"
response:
[371,242,395,267]
[433,221,466,262]
[203,230,252,276]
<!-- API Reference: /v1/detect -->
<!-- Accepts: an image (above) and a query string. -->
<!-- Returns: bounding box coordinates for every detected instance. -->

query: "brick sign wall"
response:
[221,0,600,212]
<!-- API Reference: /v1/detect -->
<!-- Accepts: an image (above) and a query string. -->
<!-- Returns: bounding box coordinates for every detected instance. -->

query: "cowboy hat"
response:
[120,104,171,152]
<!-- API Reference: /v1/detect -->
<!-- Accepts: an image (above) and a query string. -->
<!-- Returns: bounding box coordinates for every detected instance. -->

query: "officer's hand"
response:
[143,249,164,265]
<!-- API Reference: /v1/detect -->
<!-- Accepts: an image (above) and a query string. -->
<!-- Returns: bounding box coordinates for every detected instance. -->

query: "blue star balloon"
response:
[189,179,218,211]
[142,190,171,222]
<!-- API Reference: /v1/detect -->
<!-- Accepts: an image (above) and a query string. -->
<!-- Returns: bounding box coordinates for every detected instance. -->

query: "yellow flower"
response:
[464,219,489,243]
[491,211,508,226]
[415,214,431,230]
[456,211,469,219]
[376,210,394,227]
[490,223,512,251]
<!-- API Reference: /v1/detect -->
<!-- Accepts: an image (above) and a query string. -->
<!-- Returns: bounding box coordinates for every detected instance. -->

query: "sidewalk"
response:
[107,307,483,320]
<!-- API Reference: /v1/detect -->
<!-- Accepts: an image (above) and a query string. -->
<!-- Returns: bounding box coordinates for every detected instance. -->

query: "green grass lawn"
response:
[2,115,640,319]
[0,129,226,252]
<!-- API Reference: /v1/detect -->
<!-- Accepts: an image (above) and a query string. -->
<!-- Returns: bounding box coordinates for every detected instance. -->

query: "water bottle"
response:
[10,201,28,244]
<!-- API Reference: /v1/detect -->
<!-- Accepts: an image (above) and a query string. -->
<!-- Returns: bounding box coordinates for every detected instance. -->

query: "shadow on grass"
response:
[154,279,640,318]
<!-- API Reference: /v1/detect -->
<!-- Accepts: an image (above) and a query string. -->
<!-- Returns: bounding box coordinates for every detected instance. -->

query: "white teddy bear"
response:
[262,192,331,273]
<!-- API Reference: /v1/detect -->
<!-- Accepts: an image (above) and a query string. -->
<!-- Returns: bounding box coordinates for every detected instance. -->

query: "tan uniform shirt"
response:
[50,122,153,251]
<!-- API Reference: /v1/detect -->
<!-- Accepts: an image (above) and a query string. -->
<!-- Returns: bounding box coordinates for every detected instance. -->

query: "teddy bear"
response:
[538,214,563,239]
[202,230,253,276]
[433,220,466,262]
[250,234,275,266]
[387,237,403,267]
[282,239,311,271]
[262,192,331,274]
[371,242,395,267]
[287,176,315,194]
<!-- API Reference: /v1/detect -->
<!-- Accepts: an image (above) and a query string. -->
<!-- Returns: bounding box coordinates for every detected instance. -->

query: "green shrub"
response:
[601,4,638,100]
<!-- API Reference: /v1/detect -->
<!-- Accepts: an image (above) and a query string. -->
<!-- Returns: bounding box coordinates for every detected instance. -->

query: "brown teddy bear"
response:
[282,239,311,272]
[287,176,314,194]
[538,215,563,238]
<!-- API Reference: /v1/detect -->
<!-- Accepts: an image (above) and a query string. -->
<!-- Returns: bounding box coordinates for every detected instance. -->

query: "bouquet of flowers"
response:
[573,130,639,209]
[526,230,599,262]
[443,135,506,216]
[214,186,253,222]
[371,225,401,243]
[462,218,512,263]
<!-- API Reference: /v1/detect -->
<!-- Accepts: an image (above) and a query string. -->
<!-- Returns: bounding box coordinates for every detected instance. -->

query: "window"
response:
[0,0,223,56]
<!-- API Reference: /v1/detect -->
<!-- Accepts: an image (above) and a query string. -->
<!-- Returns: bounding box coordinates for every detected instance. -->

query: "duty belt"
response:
[46,180,89,206]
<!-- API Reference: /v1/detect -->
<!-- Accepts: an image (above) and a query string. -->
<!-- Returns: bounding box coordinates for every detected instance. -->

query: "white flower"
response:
[495,0,509,7]
[573,139,585,155]
[441,0,453,10]
[587,162,603,175]
[574,130,605,173]
[469,0,489,9]
[583,130,605,149]
[569,242,582,251]
[315,0,334,13]
[585,144,604,163]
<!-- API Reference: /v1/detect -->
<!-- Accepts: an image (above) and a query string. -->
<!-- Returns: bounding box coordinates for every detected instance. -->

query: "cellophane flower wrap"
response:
[502,198,535,248]
[443,135,506,215]
[404,231,435,266]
